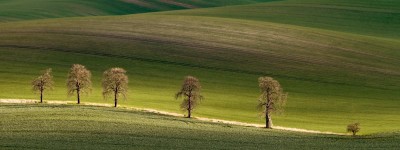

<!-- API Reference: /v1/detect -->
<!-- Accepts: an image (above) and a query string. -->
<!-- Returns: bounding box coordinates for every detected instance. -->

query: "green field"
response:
[0,0,399,136]
[162,0,400,38]
[1,104,399,149]
[0,0,275,22]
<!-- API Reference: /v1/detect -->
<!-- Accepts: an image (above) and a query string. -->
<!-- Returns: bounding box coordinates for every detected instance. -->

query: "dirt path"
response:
[0,99,346,135]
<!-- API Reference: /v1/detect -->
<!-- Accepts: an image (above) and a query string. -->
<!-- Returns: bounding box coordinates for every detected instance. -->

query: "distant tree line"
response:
[30,64,358,135]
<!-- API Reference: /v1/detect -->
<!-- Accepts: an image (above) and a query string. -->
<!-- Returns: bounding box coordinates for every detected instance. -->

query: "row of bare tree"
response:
[32,65,128,107]
[32,64,287,128]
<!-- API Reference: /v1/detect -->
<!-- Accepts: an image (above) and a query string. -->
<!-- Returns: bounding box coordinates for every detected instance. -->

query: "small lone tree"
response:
[258,76,287,128]
[32,68,54,103]
[102,68,128,107]
[347,123,360,136]
[175,76,203,118]
[67,64,92,104]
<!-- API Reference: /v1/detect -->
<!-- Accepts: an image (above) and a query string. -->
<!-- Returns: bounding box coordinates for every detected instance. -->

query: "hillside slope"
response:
[0,13,399,134]
[0,0,275,22]
[161,0,400,38]
[1,104,399,149]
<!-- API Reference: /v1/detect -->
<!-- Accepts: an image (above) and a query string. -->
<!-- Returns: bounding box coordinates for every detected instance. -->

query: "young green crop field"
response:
[162,0,400,38]
[1,104,399,149]
[0,0,275,22]
[0,0,399,137]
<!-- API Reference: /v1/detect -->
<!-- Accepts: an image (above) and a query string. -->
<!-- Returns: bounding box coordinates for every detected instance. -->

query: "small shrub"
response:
[347,123,360,136]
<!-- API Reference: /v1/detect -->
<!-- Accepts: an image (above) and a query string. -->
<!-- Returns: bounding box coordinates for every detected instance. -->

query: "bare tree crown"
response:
[258,77,287,114]
[67,64,92,96]
[102,68,128,99]
[32,68,54,92]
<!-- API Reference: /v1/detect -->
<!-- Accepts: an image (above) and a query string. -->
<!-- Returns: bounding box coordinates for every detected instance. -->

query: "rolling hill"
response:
[1,104,399,149]
[161,0,400,38]
[0,0,275,22]
[0,0,399,135]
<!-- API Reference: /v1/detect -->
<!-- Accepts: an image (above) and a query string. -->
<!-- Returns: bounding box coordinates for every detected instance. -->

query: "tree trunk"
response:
[265,89,273,128]
[40,89,43,103]
[187,95,191,118]
[265,105,272,128]
[77,88,80,104]
[187,107,191,118]
[266,113,272,128]
[114,89,118,107]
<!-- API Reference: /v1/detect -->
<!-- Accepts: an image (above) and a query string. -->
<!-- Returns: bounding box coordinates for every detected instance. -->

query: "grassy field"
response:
[162,0,400,38]
[0,0,275,22]
[1,104,399,149]
[0,0,399,135]
[1,13,399,134]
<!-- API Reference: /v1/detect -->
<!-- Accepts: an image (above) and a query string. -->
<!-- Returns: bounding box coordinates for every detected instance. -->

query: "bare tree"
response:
[32,68,54,103]
[175,76,203,118]
[102,68,128,107]
[67,64,92,104]
[258,76,287,128]
[347,123,360,136]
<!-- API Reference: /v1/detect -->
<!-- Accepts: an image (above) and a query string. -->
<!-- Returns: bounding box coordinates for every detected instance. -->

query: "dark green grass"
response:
[1,104,399,149]
[0,14,399,134]
[0,0,276,22]
[161,0,400,38]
